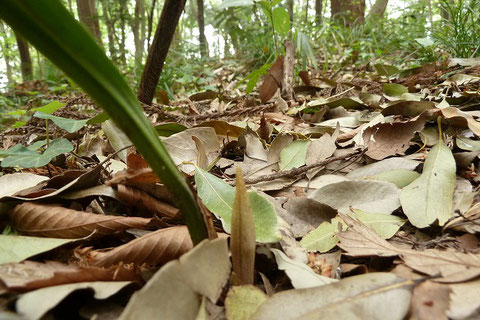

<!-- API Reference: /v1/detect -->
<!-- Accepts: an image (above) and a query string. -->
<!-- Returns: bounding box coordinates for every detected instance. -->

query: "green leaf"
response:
[1,138,73,168]
[155,123,187,137]
[353,209,406,239]
[272,7,290,38]
[399,142,456,228]
[33,111,88,133]
[300,218,344,252]
[225,286,267,320]
[32,101,66,114]
[195,168,281,243]
[0,0,207,243]
[373,64,400,77]
[87,112,110,125]
[383,83,408,97]
[372,170,420,188]
[279,140,309,171]
[245,63,272,94]
[0,235,78,264]
[12,121,27,128]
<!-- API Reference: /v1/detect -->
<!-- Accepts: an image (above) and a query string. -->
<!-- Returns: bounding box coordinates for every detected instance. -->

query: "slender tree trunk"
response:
[119,0,127,67]
[331,0,365,26]
[138,0,187,105]
[146,0,158,51]
[0,22,13,86]
[100,0,116,59]
[367,0,388,20]
[76,0,104,48]
[196,0,208,57]
[131,0,146,63]
[304,0,309,23]
[14,32,32,82]
[315,0,323,25]
[287,0,294,21]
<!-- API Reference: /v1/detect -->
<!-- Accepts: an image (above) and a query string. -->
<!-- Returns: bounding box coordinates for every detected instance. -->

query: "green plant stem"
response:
[45,120,49,147]
[0,0,208,244]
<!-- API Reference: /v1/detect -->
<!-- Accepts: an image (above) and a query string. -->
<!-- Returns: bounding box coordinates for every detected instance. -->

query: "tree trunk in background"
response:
[138,0,187,105]
[196,0,209,58]
[146,0,158,51]
[100,0,116,59]
[14,32,32,82]
[304,0,309,23]
[440,0,454,21]
[76,0,104,48]
[0,22,13,85]
[315,0,323,25]
[367,0,388,20]
[119,0,127,67]
[331,0,365,26]
[287,0,294,21]
[131,0,146,63]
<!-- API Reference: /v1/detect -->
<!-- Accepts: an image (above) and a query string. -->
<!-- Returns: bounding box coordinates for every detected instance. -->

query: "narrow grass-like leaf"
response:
[0,0,207,243]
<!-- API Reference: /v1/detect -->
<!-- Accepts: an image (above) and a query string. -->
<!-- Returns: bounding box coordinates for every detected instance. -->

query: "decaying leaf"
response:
[259,56,284,103]
[400,141,456,228]
[225,285,267,320]
[10,202,155,238]
[231,168,256,285]
[119,238,230,320]
[250,273,413,320]
[0,260,139,291]
[89,226,193,267]
[116,184,180,219]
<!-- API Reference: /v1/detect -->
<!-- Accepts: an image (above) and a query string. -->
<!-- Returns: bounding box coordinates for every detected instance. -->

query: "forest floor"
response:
[1,58,480,319]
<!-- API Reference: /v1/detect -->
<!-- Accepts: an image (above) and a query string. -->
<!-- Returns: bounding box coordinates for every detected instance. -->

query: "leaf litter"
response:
[1,59,480,319]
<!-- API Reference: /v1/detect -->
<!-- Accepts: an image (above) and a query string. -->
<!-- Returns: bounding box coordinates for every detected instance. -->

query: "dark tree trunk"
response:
[14,31,32,82]
[119,0,127,67]
[315,0,323,25]
[138,0,187,105]
[76,0,104,48]
[331,0,365,26]
[304,0,309,22]
[196,0,208,57]
[146,0,158,51]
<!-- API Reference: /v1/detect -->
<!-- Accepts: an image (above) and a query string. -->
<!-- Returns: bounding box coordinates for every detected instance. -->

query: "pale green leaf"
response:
[400,142,456,228]
[195,168,281,243]
[279,140,309,170]
[0,235,78,264]
[372,169,420,188]
[272,7,290,38]
[354,209,406,239]
[300,218,344,252]
[225,286,267,320]
[32,101,66,114]
[383,83,408,97]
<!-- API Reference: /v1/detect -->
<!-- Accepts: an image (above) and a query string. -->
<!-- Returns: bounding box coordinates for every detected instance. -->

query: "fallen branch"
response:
[242,148,365,185]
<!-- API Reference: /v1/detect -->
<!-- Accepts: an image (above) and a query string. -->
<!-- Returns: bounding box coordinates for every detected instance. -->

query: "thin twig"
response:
[241,148,364,185]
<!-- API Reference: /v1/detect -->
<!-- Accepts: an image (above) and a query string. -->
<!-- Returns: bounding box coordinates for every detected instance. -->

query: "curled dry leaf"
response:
[10,202,155,238]
[89,226,193,267]
[0,260,140,292]
[337,215,480,282]
[116,184,180,219]
[259,56,284,103]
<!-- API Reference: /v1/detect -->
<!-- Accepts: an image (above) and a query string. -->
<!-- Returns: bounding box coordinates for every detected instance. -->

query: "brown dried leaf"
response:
[363,117,427,160]
[410,280,450,320]
[0,260,140,292]
[10,202,154,238]
[298,70,312,86]
[337,215,480,282]
[231,168,256,285]
[440,107,480,136]
[192,135,209,170]
[259,56,284,103]
[116,184,180,219]
[89,226,193,267]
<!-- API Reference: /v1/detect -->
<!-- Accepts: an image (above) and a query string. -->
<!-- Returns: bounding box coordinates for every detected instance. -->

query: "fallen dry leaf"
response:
[337,215,480,282]
[89,226,193,267]
[10,202,155,238]
[116,184,180,219]
[0,260,140,292]
[259,56,284,103]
